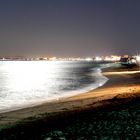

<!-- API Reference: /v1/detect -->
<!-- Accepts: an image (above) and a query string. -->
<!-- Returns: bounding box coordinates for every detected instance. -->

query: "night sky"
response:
[0,0,140,57]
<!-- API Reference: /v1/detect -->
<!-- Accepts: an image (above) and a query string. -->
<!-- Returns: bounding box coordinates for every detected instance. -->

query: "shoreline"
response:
[0,63,109,114]
[0,63,140,130]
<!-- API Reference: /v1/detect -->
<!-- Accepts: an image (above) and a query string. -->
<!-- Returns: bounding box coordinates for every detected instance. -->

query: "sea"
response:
[0,61,109,113]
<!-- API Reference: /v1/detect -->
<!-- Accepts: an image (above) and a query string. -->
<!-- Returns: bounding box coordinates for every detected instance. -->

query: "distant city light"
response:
[136,55,140,61]
[85,57,93,61]
[104,55,121,61]
[0,55,122,62]
[49,57,57,61]
[95,56,102,61]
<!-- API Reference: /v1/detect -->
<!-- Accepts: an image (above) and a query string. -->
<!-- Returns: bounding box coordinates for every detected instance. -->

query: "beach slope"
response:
[0,65,140,131]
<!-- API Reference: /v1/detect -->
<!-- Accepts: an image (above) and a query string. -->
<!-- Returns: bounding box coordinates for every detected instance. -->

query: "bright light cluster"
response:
[95,56,102,61]
[85,57,93,61]
[104,55,121,61]
[136,55,140,62]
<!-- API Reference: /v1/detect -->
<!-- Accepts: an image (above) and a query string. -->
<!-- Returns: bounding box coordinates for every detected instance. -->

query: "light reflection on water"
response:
[0,61,108,112]
[5,61,60,93]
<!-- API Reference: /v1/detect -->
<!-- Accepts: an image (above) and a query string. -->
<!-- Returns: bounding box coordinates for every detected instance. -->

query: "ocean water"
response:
[0,61,108,113]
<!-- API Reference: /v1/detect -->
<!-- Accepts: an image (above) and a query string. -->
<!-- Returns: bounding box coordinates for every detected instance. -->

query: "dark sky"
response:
[0,0,140,57]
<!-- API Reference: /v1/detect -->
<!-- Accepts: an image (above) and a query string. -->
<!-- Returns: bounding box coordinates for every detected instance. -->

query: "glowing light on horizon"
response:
[85,57,93,61]
[95,56,102,61]
[136,55,140,62]
[49,57,57,61]
[104,56,121,61]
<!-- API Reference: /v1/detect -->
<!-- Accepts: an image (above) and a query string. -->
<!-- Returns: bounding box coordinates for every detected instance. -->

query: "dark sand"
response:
[0,63,140,139]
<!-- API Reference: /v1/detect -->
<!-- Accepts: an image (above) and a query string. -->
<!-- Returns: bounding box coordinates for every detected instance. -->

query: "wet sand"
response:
[0,64,140,131]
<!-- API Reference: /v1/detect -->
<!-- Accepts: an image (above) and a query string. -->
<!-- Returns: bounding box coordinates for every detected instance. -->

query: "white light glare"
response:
[136,55,140,62]
[95,56,102,61]
[85,57,93,61]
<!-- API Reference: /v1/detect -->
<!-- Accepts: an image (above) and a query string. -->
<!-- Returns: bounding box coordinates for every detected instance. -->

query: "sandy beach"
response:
[0,63,140,139]
[0,64,140,128]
